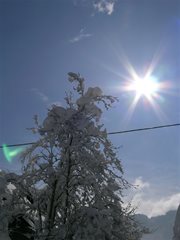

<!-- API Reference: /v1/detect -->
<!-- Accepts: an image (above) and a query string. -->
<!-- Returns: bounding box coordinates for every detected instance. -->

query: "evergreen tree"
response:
[18,73,144,240]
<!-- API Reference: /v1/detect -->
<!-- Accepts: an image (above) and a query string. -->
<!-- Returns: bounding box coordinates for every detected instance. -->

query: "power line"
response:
[0,142,35,149]
[0,123,180,149]
[108,123,180,135]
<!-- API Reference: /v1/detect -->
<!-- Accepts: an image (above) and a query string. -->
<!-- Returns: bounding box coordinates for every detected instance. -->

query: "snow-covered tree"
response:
[0,171,35,240]
[0,171,12,239]
[19,73,144,240]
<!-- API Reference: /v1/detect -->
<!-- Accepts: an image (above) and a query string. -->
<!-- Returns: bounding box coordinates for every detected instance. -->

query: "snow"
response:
[85,87,102,98]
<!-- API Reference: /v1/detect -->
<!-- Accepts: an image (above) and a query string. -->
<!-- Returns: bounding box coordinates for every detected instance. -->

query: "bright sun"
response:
[129,75,159,100]
[122,72,165,122]
[116,54,170,121]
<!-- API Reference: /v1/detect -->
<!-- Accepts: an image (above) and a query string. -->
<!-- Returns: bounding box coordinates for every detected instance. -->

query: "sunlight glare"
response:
[117,54,170,123]
[129,75,159,100]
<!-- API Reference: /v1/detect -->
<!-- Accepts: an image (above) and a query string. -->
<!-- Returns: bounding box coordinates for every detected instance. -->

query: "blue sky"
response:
[0,0,180,217]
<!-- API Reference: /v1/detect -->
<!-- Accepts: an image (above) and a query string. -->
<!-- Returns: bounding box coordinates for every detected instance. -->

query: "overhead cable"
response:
[0,123,179,149]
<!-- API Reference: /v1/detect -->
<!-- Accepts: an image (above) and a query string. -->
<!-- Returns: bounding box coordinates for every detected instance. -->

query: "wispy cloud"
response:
[70,28,92,43]
[133,177,150,190]
[31,88,63,108]
[31,88,49,103]
[127,177,180,218]
[93,0,116,15]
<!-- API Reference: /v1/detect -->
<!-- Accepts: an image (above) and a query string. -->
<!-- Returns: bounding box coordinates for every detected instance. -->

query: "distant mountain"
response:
[135,210,176,240]
[173,205,180,240]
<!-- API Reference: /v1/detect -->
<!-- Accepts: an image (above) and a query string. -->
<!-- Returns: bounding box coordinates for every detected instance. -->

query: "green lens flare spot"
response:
[2,144,24,163]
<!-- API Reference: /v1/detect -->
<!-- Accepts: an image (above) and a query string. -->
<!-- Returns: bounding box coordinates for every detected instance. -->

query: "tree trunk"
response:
[45,179,58,240]
[63,135,73,239]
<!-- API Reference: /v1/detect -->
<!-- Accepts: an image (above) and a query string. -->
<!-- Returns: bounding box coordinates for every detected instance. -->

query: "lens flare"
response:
[2,144,24,162]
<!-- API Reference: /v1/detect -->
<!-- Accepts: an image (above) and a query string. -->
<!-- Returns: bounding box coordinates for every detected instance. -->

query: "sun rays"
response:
[115,51,171,123]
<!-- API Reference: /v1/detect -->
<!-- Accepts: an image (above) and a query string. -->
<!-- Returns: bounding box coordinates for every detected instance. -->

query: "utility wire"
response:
[108,123,180,135]
[0,123,179,149]
[0,142,35,148]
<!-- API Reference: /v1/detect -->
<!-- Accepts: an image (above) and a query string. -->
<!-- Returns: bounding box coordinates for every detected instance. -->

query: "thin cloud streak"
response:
[70,28,92,43]
[31,88,49,103]
[31,88,63,108]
